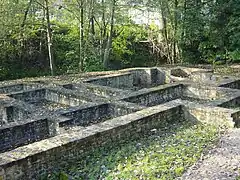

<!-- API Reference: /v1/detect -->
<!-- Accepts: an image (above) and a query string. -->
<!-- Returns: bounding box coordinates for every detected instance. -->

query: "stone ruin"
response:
[0,66,239,179]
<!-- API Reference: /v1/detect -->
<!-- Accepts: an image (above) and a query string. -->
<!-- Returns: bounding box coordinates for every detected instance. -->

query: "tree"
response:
[45,0,55,76]
[103,0,116,68]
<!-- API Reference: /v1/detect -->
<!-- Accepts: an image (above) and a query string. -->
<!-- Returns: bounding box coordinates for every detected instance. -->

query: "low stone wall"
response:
[60,103,110,126]
[85,68,167,90]
[183,101,238,127]
[9,89,46,103]
[0,102,183,180]
[76,83,127,98]
[0,84,24,94]
[9,87,91,108]
[0,66,239,180]
[123,84,183,106]
[0,84,43,95]
[108,102,140,117]
[0,106,30,124]
[190,71,214,83]
[85,73,134,89]
[130,69,152,88]
[183,85,221,100]
[231,111,240,127]
[219,80,240,89]
[120,68,166,88]
[218,96,240,109]
[45,89,88,106]
[0,118,50,153]
[152,68,166,85]
[59,103,138,127]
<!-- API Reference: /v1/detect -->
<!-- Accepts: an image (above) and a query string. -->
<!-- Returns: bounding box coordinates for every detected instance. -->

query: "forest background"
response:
[0,0,239,80]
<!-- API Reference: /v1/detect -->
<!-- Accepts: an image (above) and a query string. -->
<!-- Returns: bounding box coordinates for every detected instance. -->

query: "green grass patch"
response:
[44,121,221,180]
[236,169,240,180]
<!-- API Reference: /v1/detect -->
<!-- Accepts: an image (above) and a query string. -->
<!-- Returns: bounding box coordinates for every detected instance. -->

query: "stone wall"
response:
[183,85,220,100]
[219,80,240,89]
[0,106,30,124]
[0,84,42,94]
[59,103,138,127]
[190,71,214,83]
[123,84,183,106]
[130,69,152,88]
[183,101,237,127]
[0,84,24,94]
[0,118,50,153]
[152,68,166,85]
[59,103,110,126]
[86,68,166,90]
[9,89,46,103]
[74,83,126,98]
[218,96,240,109]
[45,89,88,106]
[0,66,239,180]
[120,68,166,88]
[9,87,90,108]
[231,111,240,127]
[0,102,183,180]
[108,102,140,117]
[85,73,134,89]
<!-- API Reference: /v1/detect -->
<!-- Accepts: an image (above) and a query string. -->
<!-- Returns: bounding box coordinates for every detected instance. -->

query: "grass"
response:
[236,169,240,180]
[44,120,221,180]
[214,65,240,76]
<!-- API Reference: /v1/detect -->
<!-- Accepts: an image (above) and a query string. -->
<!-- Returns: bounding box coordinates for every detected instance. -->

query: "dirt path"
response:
[181,128,240,180]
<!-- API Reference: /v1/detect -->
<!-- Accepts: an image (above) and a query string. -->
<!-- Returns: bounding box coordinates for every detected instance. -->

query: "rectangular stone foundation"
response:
[1,97,238,179]
[0,66,239,180]
[0,101,183,179]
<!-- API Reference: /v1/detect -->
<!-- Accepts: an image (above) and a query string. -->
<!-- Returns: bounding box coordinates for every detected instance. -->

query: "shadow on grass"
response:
[42,119,220,180]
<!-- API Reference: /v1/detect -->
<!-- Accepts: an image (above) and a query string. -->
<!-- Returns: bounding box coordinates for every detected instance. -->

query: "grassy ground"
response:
[44,120,221,180]
[214,65,240,76]
[237,169,240,180]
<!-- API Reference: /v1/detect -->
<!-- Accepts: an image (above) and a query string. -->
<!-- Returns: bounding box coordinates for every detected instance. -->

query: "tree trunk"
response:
[180,0,187,64]
[100,0,106,63]
[90,0,95,38]
[103,0,116,68]
[21,0,33,28]
[173,0,178,64]
[160,2,171,64]
[79,0,84,72]
[45,0,54,76]
[19,0,33,69]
